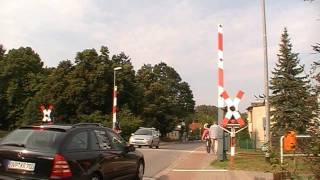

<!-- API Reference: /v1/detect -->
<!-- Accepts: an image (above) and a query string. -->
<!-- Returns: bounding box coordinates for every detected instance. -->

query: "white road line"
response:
[153,146,204,179]
[172,169,228,172]
[138,148,206,153]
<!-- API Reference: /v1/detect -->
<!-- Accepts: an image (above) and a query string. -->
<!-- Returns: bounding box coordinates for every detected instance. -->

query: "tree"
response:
[0,45,7,128]
[111,52,141,115]
[23,46,142,127]
[22,60,74,124]
[193,105,218,125]
[0,45,5,61]
[270,28,316,135]
[311,43,320,89]
[116,107,143,140]
[0,47,44,129]
[300,43,320,179]
[136,63,195,136]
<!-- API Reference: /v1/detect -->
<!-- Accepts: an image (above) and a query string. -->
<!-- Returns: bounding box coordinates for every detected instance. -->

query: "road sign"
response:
[40,104,54,123]
[220,90,245,128]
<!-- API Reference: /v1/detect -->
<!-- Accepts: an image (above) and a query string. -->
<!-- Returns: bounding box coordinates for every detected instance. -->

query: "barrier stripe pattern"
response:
[218,24,224,109]
[112,86,118,129]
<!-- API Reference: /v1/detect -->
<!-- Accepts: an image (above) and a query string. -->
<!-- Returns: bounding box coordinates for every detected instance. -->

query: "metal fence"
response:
[236,137,256,149]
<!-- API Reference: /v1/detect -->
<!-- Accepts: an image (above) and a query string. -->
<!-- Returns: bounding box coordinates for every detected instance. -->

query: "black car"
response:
[0,123,144,180]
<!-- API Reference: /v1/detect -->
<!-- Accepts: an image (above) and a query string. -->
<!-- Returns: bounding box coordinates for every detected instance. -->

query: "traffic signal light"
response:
[283,131,296,152]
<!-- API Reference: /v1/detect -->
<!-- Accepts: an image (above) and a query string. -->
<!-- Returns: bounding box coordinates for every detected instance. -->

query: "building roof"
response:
[189,122,202,130]
[246,101,265,111]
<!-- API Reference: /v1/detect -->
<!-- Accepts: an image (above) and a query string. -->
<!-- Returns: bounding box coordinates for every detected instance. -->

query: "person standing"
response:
[209,122,219,154]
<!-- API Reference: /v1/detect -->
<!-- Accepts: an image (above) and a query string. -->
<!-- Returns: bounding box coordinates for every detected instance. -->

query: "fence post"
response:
[246,138,249,149]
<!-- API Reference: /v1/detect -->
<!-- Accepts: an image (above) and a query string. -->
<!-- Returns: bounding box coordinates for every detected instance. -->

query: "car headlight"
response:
[129,137,134,143]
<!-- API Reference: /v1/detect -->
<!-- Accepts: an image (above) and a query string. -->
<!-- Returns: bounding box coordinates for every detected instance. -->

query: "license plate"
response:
[8,160,35,171]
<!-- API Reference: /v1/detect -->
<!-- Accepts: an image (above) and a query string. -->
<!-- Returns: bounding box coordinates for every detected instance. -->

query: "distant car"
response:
[0,123,145,180]
[129,127,160,148]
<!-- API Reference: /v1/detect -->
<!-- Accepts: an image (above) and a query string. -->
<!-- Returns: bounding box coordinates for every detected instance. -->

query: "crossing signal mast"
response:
[217,25,248,165]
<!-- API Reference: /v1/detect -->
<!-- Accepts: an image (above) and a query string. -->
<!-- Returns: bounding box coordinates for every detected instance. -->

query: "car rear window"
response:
[0,128,66,153]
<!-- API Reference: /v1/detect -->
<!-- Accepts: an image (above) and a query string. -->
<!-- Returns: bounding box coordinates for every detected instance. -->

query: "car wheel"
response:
[156,143,159,149]
[149,142,153,148]
[90,173,101,180]
[138,145,141,148]
[135,160,144,180]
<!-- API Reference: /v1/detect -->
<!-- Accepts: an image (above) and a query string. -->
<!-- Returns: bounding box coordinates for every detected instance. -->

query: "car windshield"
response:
[135,129,152,135]
[0,128,65,153]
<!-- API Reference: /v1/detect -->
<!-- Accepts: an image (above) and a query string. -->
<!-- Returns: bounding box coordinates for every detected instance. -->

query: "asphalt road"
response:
[137,141,203,180]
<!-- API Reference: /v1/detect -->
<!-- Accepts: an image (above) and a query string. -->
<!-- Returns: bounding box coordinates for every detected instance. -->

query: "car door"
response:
[106,130,138,178]
[62,129,98,178]
[90,128,121,179]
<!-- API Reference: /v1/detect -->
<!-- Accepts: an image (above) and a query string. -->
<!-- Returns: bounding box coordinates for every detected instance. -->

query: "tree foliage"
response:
[270,28,316,135]
[193,105,218,125]
[0,47,44,129]
[0,44,195,138]
[136,63,195,136]
[302,43,320,179]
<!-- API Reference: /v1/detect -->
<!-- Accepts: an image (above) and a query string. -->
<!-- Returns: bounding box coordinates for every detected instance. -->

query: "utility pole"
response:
[261,0,271,161]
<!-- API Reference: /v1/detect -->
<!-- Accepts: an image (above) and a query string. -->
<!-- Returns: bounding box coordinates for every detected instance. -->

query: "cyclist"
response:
[201,123,211,153]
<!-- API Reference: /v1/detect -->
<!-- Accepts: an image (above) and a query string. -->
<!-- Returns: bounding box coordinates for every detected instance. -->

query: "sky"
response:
[0,0,319,111]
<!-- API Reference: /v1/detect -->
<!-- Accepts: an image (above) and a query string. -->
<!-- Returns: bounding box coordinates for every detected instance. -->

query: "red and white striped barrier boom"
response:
[112,86,118,130]
[216,24,247,164]
[218,24,224,111]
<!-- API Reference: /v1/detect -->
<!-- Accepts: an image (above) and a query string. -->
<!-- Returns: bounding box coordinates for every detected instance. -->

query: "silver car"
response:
[129,127,160,148]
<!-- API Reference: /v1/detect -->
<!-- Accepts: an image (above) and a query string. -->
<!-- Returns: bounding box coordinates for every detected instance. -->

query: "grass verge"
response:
[211,149,314,178]
[211,153,272,172]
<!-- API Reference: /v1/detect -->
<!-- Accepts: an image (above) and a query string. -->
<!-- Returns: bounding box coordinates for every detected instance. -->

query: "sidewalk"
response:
[156,146,273,180]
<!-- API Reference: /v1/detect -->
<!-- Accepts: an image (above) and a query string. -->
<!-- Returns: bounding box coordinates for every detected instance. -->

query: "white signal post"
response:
[113,67,122,132]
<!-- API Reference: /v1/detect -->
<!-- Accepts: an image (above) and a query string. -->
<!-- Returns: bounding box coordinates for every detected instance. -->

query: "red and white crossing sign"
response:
[40,104,54,123]
[220,90,245,128]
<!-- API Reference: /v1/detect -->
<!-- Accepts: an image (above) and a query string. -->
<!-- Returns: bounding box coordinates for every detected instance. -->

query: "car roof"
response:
[20,124,73,132]
[19,123,112,132]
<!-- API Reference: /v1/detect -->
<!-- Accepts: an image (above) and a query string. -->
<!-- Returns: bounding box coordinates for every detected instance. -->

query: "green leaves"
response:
[0,44,195,138]
[270,29,316,135]
[0,47,44,129]
[136,63,195,135]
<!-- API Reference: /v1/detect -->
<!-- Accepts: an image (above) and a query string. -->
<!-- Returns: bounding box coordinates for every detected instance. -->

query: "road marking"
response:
[172,169,228,172]
[153,145,204,179]
[138,148,206,153]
